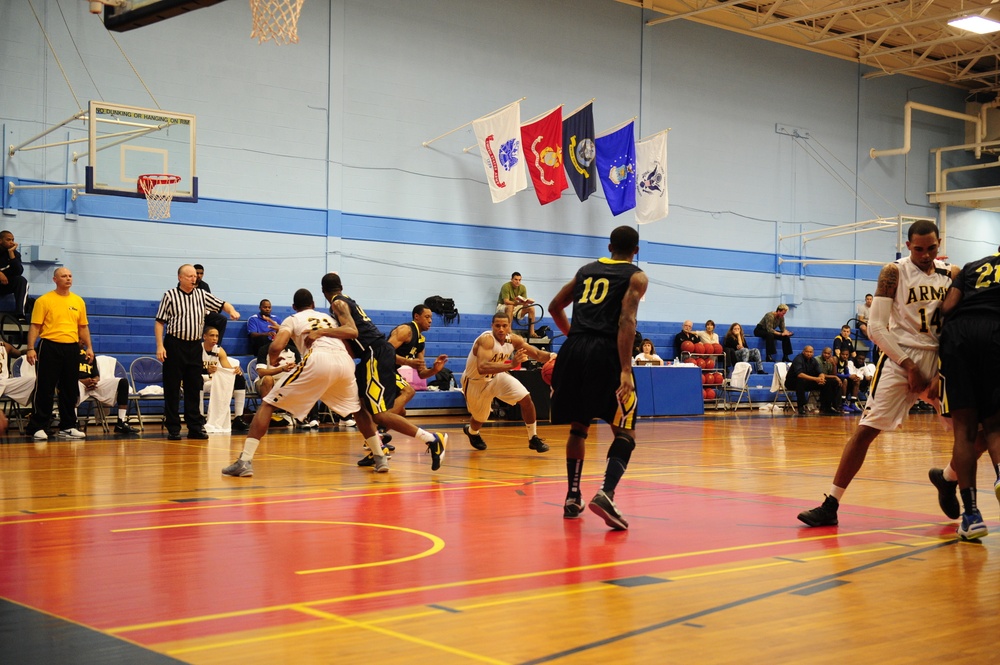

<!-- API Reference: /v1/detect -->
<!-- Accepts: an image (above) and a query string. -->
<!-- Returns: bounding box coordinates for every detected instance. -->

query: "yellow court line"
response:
[112,520,446,573]
[109,525,936,634]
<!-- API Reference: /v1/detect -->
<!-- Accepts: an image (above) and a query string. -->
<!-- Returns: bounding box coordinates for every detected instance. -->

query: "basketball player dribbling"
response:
[548,225,648,530]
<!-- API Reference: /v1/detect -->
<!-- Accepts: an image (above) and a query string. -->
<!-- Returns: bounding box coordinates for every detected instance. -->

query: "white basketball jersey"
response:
[0,345,8,382]
[202,343,222,373]
[464,331,513,381]
[891,256,952,350]
[280,309,350,358]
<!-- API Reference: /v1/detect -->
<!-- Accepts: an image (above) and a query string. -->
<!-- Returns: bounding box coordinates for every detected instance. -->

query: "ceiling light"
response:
[948,15,1000,34]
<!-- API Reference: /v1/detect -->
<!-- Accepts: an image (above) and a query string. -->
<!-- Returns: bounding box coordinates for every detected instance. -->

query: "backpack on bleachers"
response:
[424,295,460,324]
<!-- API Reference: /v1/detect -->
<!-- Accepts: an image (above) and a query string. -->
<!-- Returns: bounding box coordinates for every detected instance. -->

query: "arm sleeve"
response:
[868,296,910,366]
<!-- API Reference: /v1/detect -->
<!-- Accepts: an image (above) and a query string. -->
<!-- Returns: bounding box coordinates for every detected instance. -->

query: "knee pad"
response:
[607,432,636,465]
[569,428,589,440]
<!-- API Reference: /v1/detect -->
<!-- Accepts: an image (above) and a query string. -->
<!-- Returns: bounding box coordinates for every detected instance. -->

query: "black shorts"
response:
[354,342,400,415]
[940,318,1000,420]
[550,334,636,429]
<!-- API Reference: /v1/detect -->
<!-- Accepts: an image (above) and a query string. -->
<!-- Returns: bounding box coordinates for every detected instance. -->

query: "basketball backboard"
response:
[102,0,227,32]
[84,101,197,202]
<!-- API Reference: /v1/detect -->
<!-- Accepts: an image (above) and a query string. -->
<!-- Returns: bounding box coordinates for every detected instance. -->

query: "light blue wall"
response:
[2,0,998,327]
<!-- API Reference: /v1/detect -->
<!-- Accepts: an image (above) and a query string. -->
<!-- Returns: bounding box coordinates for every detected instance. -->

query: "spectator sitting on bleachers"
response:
[835,348,862,413]
[201,326,249,433]
[0,231,29,320]
[832,325,856,361]
[246,299,280,355]
[674,320,700,360]
[723,323,764,374]
[76,346,139,434]
[633,339,664,366]
[0,339,32,409]
[786,345,839,416]
[818,347,843,410]
[754,304,793,362]
[856,293,872,340]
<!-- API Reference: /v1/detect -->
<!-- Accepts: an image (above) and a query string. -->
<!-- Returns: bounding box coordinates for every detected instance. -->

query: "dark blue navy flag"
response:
[562,103,597,202]
[595,121,636,216]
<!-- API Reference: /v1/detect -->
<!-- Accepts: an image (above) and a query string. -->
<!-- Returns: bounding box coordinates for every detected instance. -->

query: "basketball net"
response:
[250,0,305,45]
[138,174,180,220]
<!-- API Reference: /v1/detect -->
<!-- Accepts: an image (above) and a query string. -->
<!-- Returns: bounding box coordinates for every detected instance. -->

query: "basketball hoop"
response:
[250,0,305,45]
[137,174,181,220]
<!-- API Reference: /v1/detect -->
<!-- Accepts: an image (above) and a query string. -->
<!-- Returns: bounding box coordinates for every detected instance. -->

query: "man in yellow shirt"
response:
[26,267,93,440]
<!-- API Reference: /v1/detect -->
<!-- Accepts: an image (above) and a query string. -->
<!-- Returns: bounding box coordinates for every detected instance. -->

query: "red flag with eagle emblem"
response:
[519,106,568,205]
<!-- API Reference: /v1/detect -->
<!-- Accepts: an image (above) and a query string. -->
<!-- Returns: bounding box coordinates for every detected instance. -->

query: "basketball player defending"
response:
[320,273,448,471]
[461,312,555,453]
[548,225,648,530]
[222,288,373,477]
[798,220,959,527]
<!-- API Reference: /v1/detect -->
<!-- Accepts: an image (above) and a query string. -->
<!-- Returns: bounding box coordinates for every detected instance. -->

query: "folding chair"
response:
[78,355,120,433]
[723,362,752,410]
[770,362,796,411]
[129,356,165,430]
[245,362,261,413]
[3,356,35,434]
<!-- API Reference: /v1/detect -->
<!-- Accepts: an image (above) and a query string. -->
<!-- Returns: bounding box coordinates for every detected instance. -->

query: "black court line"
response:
[0,597,188,665]
[518,539,955,665]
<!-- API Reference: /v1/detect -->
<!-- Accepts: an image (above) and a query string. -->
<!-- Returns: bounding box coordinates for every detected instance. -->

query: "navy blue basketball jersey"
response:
[948,252,1000,322]
[568,258,642,338]
[332,293,386,355]
[394,321,424,360]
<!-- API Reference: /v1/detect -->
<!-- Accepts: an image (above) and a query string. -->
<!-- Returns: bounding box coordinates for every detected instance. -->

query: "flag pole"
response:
[521,104,564,126]
[596,116,638,138]
[566,97,596,117]
[637,127,671,142]
[422,97,527,147]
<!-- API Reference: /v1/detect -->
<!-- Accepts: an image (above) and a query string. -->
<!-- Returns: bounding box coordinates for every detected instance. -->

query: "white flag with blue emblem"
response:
[635,132,668,224]
[473,102,527,203]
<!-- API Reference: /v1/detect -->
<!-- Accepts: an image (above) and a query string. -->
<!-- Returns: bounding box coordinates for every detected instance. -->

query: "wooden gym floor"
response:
[1,411,997,664]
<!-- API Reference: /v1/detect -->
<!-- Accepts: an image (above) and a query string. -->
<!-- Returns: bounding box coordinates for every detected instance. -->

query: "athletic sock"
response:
[415,428,435,444]
[233,390,246,417]
[603,457,627,495]
[240,438,260,462]
[960,487,978,513]
[468,426,480,435]
[830,485,845,501]
[525,422,537,438]
[567,458,583,496]
[118,407,127,421]
[943,464,958,482]
[365,435,382,454]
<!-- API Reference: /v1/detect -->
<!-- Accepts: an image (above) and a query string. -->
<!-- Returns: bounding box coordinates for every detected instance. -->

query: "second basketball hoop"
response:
[137,174,181,220]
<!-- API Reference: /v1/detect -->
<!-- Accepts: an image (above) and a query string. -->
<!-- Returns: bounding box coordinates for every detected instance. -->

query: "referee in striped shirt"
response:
[155,264,240,440]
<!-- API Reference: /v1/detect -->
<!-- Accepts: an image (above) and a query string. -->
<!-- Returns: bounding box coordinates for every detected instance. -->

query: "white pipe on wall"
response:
[871,101,984,160]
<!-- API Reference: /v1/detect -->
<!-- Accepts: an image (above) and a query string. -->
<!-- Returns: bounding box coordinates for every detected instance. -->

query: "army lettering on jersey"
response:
[202,345,221,374]
[569,257,642,339]
[890,257,952,349]
[281,309,349,358]
[463,331,514,382]
[947,252,1000,323]
[78,348,98,380]
[395,321,424,360]
[331,293,385,355]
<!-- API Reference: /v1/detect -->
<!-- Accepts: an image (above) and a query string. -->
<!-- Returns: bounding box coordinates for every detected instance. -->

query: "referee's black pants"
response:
[163,335,205,435]
[28,339,80,433]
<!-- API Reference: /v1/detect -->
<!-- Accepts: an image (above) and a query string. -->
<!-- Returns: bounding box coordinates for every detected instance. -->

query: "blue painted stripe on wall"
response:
[1,177,879,280]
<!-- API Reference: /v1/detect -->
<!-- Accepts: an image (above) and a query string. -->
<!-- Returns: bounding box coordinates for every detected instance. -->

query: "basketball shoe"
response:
[588,490,628,530]
[928,468,960,519]
[957,509,987,541]
[797,494,839,527]
[563,494,584,519]
[528,436,549,453]
[222,459,253,478]
[427,432,447,470]
[464,424,487,450]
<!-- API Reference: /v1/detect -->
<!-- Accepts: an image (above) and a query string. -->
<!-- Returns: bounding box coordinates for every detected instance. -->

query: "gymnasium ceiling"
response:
[617,0,1000,95]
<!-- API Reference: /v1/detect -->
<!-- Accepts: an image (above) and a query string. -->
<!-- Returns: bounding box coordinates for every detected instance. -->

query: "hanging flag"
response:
[520,106,568,205]
[595,121,636,216]
[472,102,526,203]
[562,103,597,202]
[634,132,668,224]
